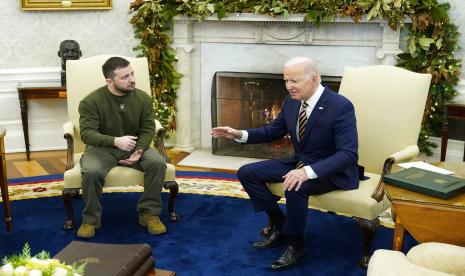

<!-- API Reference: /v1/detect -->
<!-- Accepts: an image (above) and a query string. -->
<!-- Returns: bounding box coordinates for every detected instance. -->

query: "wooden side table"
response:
[17,87,67,160]
[441,103,465,162]
[0,126,12,232]
[385,163,465,251]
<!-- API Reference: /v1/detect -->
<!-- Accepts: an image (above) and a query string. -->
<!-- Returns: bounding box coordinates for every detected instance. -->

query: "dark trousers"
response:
[80,147,166,225]
[237,159,338,236]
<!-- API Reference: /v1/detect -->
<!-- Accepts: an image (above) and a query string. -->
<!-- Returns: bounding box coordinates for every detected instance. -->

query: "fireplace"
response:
[171,14,402,153]
[211,72,341,159]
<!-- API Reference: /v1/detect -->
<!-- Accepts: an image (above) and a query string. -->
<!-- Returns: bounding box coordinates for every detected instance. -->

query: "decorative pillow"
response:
[407,242,465,276]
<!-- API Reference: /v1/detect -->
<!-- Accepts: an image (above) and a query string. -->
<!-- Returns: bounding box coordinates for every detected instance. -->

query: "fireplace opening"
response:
[211,72,341,159]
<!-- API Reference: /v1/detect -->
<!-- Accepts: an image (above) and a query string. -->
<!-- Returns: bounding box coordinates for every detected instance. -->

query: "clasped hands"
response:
[114,135,143,165]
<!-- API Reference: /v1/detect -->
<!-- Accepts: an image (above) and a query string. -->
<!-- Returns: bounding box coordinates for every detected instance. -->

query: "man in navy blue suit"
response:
[211,57,359,270]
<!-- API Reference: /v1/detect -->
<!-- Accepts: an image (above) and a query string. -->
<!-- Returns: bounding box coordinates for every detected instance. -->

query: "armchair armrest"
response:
[367,249,450,276]
[63,121,74,137]
[388,145,419,163]
[63,121,75,170]
[371,145,419,202]
[407,242,465,275]
[154,119,171,163]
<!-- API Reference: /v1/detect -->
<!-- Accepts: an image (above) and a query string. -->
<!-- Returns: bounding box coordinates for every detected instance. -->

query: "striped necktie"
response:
[296,101,308,169]
[298,101,309,141]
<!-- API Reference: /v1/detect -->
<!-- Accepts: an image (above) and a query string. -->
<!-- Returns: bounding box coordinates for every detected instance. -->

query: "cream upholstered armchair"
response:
[62,55,179,230]
[267,65,432,266]
[368,242,465,275]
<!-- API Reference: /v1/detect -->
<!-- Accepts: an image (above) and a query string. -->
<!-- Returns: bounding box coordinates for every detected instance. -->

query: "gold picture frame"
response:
[21,0,112,11]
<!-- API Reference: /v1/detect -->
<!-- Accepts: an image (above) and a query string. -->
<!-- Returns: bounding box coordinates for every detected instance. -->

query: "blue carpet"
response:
[0,192,416,275]
[7,173,64,185]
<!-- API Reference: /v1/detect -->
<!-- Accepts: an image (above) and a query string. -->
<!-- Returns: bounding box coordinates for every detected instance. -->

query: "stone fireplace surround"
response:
[171,14,402,154]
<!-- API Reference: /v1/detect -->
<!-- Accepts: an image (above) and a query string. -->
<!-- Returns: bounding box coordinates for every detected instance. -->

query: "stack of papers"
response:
[398,161,454,175]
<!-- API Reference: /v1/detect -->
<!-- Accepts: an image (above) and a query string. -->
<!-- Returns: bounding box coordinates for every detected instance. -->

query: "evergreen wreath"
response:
[130,0,461,154]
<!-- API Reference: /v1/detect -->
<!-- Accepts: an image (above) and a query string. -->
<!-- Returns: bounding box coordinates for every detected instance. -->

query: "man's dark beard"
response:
[114,83,135,94]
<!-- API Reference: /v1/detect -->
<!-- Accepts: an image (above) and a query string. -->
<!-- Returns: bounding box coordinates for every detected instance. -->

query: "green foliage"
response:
[35,250,50,260]
[1,243,86,276]
[130,0,182,130]
[1,243,32,267]
[130,0,461,154]
[396,2,461,154]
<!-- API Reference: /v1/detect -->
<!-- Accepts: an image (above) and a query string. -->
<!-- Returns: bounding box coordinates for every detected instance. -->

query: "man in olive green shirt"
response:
[77,56,167,238]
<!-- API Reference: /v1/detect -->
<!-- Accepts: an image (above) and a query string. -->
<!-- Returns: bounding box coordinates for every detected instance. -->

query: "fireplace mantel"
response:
[171,14,403,152]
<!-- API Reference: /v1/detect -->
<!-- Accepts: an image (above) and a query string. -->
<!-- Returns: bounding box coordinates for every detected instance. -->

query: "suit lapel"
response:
[301,88,330,143]
[289,99,301,143]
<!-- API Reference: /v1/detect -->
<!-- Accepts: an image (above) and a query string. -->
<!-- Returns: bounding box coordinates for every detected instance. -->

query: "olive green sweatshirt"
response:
[78,86,155,151]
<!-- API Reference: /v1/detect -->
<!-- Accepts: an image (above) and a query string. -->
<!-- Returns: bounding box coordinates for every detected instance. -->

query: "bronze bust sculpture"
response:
[58,40,82,86]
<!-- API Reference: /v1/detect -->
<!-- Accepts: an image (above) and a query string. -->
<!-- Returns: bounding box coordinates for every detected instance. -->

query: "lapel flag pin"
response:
[318,106,324,110]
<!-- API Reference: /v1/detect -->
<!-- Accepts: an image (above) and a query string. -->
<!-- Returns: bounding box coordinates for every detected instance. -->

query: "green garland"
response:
[130,0,461,155]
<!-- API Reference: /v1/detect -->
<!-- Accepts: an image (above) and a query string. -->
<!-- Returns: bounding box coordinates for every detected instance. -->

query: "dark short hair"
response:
[102,57,130,79]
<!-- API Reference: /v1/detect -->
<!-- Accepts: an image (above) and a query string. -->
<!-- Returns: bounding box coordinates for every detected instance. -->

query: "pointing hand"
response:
[211,126,242,140]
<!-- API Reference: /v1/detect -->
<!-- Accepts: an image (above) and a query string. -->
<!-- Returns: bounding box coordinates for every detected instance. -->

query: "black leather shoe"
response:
[254,228,289,248]
[270,245,305,270]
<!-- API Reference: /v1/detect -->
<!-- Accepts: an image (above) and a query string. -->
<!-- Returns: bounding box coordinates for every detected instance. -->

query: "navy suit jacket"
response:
[246,87,359,190]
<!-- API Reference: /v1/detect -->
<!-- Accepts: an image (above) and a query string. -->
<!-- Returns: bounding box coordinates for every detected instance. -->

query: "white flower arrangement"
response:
[0,244,85,276]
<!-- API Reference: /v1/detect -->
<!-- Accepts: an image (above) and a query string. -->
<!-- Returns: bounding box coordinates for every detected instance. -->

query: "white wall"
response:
[0,0,138,153]
[0,1,138,69]
[0,68,65,153]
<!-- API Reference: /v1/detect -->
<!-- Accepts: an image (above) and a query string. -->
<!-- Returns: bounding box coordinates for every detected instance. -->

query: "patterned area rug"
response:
[6,171,247,201]
[5,171,394,228]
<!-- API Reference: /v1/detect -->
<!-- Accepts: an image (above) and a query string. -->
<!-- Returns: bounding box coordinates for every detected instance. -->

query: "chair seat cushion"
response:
[64,153,176,189]
[267,172,391,220]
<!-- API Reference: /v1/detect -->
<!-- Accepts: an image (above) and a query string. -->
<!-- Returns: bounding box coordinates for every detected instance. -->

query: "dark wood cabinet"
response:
[441,103,465,162]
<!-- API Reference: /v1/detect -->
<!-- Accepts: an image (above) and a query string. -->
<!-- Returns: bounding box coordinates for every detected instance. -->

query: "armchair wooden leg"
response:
[62,188,81,231]
[164,181,179,222]
[354,217,380,268]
